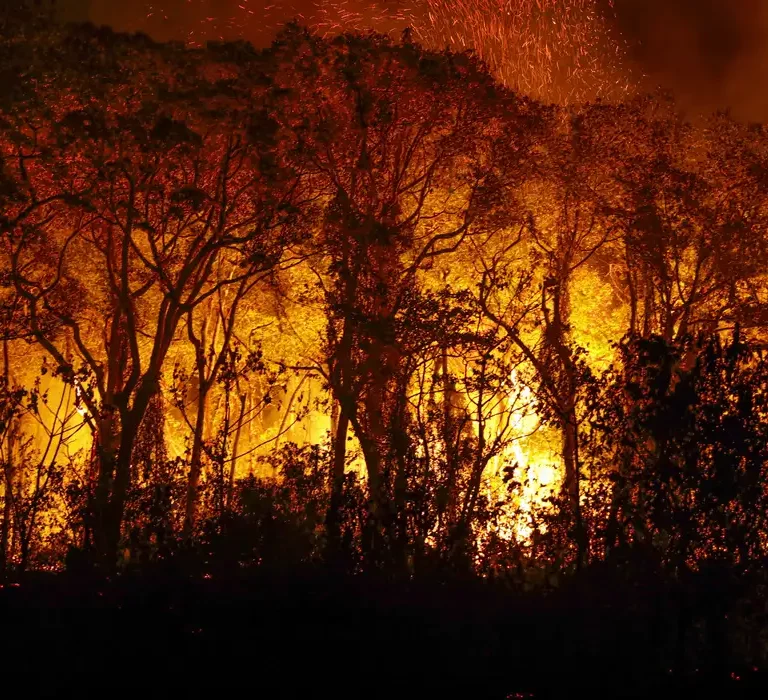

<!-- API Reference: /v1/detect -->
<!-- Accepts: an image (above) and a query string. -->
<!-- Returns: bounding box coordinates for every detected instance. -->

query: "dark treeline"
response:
[2,9,768,696]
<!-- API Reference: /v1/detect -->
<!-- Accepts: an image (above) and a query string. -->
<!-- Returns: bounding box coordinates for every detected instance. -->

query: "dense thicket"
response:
[2,16,768,689]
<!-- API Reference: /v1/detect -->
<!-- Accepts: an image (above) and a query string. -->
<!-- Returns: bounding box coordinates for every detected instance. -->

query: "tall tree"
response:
[0,28,302,565]
[270,28,540,564]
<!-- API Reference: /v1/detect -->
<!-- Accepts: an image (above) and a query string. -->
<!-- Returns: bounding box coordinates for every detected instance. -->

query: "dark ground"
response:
[2,567,767,698]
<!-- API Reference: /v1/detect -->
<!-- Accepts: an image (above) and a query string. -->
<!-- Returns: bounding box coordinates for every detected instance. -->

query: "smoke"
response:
[609,0,768,120]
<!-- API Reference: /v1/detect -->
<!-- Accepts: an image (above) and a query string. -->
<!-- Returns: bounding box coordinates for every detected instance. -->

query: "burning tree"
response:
[0,28,305,566]
[265,27,545,567]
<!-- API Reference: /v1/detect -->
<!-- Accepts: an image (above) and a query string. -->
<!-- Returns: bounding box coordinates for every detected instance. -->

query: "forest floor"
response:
[1,568,767,698]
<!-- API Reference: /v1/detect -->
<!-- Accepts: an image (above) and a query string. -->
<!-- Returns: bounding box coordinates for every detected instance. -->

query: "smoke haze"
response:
[610,0,768,119]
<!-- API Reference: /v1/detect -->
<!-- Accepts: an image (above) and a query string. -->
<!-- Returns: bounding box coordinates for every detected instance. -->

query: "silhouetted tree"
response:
[0,28,303,566]
[269,27,542,566]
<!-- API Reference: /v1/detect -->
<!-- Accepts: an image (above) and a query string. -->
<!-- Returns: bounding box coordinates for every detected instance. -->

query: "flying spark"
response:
[139,0,635,103]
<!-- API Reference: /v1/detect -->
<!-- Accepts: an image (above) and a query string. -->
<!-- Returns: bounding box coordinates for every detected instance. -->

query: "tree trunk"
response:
[562,406,588,569]
[184,383,209,535]
[92,411,119,565]
[325,403,350,564]
[18,524,30,573]
[356,428,388,564]
[456,355,490,565]
[441,346,460,524]
[89,413,138,570]
[94,377,157,568]
[326,301,356,561]
[0,462,11,577]
[626,254,638,336]
[1,338,12,576]
[543,276,588,568]
[561,410,579,505]
[103,415,139,569]
[390,372,411,573]
[227,392,247,510]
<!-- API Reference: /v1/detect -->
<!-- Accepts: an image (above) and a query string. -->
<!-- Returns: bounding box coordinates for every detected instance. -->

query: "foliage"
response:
[197,442,366,572]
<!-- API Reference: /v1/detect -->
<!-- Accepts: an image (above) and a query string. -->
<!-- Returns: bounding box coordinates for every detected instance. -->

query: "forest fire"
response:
[2,3,768,697]
[2,0,767,574]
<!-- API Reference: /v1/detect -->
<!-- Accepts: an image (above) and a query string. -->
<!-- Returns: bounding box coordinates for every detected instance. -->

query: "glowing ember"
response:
[137,0,635,102]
